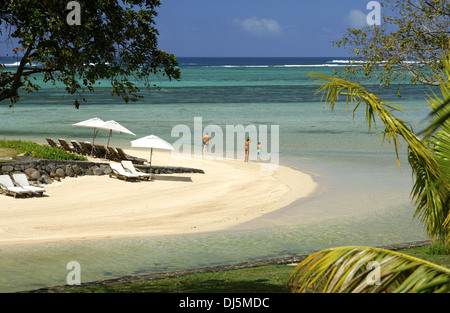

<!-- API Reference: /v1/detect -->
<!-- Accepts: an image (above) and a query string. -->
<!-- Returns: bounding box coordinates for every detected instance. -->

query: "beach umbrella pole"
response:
[91,129,96,154]
[107,130,112,148]
[92,129,96,145]
[149,148,153,166]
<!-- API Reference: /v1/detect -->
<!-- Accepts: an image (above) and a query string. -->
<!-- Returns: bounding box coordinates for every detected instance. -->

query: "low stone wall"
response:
[0,158,204,184]
[136,165,205,175]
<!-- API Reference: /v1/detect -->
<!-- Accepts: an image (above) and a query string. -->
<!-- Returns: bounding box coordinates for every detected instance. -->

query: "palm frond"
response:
[308,72,438,174]
[422,54,450,136]
[287,246,450,293]
[309,71,450,242]
[430,124,450,241]
[410,59,450,242]
[424,97,450,136]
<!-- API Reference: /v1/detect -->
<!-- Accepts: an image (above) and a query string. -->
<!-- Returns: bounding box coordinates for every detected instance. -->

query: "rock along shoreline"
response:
[1,157,205,185]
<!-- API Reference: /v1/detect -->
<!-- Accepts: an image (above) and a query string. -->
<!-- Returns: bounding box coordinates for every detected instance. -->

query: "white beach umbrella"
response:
[130,135,174,165]
[72,117,105,146]
[96,120,136,148]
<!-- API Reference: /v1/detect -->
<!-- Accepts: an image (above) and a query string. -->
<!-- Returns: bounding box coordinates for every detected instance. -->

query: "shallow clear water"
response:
[0,206,426,293]
[0,57,432,292]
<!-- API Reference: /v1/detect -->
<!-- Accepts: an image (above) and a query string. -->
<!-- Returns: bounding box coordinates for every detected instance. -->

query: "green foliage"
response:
[0,139,87,161]
[411,57,450,245]
[423,242,450,256]
[309,71,436,172]
[68,265,293,293]
[422,54,450,136]
[334,0,450,87]
[309,52,450,247]
[0,0,180,107]
[302,54,449,293]
[288,246,450,293]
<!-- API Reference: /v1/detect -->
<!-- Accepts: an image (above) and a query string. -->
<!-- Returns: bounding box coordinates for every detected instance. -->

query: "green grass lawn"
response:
[71,265,295,293]
[0,139,86,161]
[400,244,450,268]
[65,244,450,293]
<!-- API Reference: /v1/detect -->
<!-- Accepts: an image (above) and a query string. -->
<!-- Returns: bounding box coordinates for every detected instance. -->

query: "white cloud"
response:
[234,17,282,36]
[346,9,367,28]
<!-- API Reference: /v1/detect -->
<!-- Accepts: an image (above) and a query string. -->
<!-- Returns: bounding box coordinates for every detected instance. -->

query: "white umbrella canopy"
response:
[72,117,105,146]
[131,135,174,165]
[96,120,136,148]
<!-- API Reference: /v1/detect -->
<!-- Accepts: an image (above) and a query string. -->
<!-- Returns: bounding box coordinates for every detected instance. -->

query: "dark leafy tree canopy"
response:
[0,0,180,108]
[334,0,449,87]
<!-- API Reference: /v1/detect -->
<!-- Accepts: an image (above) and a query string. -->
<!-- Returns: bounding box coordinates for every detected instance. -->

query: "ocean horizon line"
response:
[0,56,357,68]
[0,55,351,58]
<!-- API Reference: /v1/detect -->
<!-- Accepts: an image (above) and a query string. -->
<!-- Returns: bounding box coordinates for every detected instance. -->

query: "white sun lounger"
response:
[121,160,153,181]
[109,163,141,182]
[12,173,46,196]
[0,175,33,198]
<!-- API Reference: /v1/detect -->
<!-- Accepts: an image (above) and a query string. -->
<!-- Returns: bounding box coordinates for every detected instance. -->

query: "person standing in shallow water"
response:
[244,137,250,162]
[203,132,211,153]
[256,142,261,160]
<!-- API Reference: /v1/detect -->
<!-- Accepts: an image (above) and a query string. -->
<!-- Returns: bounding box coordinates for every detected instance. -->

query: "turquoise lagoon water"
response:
[0,57,434,292]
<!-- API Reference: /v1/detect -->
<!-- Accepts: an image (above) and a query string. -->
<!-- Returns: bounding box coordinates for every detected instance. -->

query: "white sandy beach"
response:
[0,149,317,246]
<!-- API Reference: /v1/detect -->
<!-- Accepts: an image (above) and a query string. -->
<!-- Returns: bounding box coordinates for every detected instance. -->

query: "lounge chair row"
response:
[109,161,153,182]
[46,138,146,164]
[0,174,46,198]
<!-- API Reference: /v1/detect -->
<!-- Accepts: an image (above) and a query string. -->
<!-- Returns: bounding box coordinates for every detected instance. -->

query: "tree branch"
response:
[0,39,35,102]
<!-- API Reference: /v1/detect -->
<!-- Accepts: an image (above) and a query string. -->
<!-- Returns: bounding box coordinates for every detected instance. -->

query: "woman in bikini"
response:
[244,137,250,162]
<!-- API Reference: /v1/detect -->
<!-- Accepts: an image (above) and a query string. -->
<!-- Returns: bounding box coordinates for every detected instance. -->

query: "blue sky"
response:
[156,0,375,57]
[1,0,376,57]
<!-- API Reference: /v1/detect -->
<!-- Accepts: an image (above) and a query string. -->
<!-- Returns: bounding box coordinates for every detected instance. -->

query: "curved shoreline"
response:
[0,147,430,293]
[0,149,318,247]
